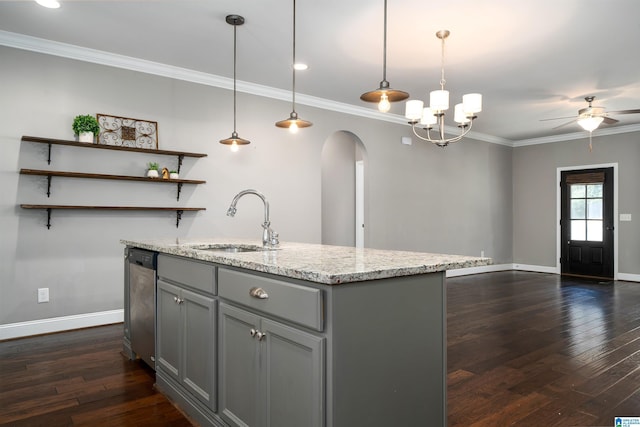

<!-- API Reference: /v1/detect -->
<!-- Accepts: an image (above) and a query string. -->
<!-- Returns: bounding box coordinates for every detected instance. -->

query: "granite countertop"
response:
[121,237,492,285]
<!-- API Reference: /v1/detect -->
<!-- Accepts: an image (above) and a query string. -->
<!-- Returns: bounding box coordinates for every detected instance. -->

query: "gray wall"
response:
[512,133,640,275]
[1,46,512,326]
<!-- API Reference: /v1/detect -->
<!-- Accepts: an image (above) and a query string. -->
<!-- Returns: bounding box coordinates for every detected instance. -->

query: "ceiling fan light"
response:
[462,93,482,114]
[430,90,449,112]
[36,0,60,8]
[577,116,604,132]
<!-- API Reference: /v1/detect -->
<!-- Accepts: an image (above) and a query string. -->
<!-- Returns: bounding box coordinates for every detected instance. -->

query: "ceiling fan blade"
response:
[552,119,577,130]
[607,109,640,115]
[602,116,619,125]
[539,115,576,122]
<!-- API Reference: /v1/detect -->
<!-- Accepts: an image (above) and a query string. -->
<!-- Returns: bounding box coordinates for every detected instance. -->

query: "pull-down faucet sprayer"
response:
[227,189,279,247]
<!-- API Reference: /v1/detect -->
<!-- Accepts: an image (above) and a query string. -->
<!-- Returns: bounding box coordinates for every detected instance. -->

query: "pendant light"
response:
[275,0,312,133]
[220,15,250,152]
[360,0,409,112]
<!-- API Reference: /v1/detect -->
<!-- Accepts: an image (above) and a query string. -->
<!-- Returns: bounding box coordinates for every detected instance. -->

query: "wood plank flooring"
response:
[1,271,639,426]
[447,271,640,426]
[0,324,191,426]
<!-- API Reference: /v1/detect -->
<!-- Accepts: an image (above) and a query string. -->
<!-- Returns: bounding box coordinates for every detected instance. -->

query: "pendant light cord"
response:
[382,0,387,83]
[439,34,446,90]
[232,21,238,133]
[291,0,297,113]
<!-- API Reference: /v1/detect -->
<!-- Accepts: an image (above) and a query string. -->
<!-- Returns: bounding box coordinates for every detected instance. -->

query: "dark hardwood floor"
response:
[1,271,639,426]
[0,323,191,426]
[447,271,640,426]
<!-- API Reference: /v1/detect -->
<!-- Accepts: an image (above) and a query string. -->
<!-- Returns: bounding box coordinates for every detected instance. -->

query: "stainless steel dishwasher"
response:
[128,248,157,369]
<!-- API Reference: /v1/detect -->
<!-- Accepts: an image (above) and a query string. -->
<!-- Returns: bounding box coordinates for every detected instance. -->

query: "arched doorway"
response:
[320,131,368,247]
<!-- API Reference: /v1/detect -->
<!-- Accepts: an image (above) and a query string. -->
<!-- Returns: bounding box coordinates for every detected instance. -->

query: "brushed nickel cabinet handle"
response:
[249,287,269,299]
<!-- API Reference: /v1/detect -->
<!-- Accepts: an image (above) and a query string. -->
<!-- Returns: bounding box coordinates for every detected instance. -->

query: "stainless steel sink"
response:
[204,245,263,253]
[188,244,269,253]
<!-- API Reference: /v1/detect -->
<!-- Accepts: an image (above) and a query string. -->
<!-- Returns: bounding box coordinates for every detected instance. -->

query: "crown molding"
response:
[513,123,640,147]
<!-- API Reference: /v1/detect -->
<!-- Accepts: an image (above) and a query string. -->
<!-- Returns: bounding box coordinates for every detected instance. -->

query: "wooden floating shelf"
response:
[22,135,207,173]
[20,168,206,200]
[20,205,206,229]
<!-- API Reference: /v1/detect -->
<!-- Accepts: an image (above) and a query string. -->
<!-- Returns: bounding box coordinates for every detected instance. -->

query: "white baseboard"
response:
[447,263,639,282]
[512,263,559,274]
[618,273,640,283]
[447,263,557,277]
[446,263,514,277]
[0,309,123,341]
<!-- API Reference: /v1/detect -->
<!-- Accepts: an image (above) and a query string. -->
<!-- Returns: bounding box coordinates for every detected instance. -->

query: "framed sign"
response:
[97,114,158,149]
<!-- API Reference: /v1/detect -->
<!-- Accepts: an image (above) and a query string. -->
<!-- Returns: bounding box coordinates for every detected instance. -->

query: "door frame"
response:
[556,163,619,279]
[355,160,364,249]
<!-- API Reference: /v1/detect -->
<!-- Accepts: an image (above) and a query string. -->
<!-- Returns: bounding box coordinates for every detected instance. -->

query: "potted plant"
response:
[147,162,159,178]
[169,170,179,179]
[72,114,100,143]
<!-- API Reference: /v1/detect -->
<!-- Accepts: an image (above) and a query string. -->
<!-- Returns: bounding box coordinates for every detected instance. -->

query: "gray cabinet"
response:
[156,278,217,412]
[139,254,446,427]
[219,302,324,427]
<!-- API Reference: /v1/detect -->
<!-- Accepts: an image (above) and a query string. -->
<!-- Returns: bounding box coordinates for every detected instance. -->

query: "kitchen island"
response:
[122,238,491,427]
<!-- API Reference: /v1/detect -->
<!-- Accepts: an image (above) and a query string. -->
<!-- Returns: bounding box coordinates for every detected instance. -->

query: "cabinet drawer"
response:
[158,254,216,295]
[218,268,323,331]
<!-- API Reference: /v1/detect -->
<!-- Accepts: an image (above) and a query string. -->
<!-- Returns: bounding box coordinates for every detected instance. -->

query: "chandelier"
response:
[404,30,482,147]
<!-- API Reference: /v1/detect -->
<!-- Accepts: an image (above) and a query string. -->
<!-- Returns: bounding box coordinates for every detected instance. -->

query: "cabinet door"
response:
[219,303,261,427]
[261,319,325,427]
[156,279,181,381]
[182,288,217,411]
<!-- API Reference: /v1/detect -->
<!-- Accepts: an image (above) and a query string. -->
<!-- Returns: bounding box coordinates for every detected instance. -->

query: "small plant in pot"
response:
[147,162,160,178]
[169,170,179,179]
[72,114,100,143]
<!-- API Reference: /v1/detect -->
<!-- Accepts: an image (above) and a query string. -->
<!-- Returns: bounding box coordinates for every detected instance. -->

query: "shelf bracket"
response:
[47,143,52,165]
[46,208,52,229]
[176,183,183,201]
[46,175,52,197]
[176,210,184,228]
[177,155,185,174]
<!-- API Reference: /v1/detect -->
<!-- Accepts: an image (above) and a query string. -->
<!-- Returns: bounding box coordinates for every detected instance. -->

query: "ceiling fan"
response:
[541,96,640,132]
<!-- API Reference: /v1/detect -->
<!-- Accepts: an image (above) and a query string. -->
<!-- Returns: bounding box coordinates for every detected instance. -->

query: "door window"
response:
[570,183,603,242]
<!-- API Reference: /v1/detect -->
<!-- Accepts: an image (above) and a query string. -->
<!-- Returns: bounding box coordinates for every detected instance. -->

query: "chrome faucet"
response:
[227,189,279,247]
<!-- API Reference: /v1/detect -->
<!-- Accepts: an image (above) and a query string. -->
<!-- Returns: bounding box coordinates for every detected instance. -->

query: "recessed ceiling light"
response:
[36,0,61,8]
[293,63,308,71]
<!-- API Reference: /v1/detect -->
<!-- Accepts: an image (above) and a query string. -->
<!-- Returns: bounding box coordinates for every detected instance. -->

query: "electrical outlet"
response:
[38,288,49,303]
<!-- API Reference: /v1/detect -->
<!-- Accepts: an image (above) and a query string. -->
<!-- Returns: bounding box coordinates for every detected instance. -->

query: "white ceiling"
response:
[2,0,640,144]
